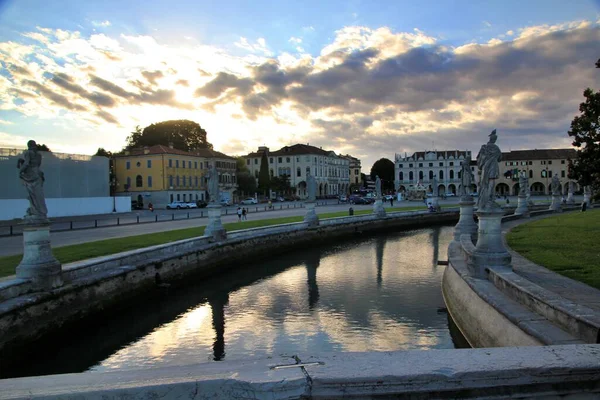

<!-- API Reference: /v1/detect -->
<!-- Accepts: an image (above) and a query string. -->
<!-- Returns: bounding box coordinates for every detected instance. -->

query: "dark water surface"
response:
[3,225,460,378]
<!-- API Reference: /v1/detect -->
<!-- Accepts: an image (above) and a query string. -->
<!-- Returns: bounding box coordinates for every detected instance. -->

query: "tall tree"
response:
[257,151,270,196]
[370,158,395,191]
[126,120,213,151]
[270,175,291,194]
[36,143,51,152]
[567,60,600,198]
[236,157,256,196]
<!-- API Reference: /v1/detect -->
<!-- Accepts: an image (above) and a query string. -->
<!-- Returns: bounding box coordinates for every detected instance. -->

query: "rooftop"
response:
[117,145,235,160]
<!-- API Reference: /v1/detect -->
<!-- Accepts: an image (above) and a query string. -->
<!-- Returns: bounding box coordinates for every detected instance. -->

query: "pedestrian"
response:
[268,199,272,210]
[148,202,154,212]
[390,196,394,207]
[237,206,242,221]
[242,207,247,220]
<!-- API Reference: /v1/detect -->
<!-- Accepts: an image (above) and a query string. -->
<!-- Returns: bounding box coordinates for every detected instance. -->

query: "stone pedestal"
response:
[205,205,226,241]
[470,208,511,278]
[566,191,574,204]
[583,190,591,207]
[549,195,562,212]
[454,197,477,243]
[514,194,530,217]
[16,222,63,290]
[431,196,439,210]
[373,199,386,218]
[304,202,319,227]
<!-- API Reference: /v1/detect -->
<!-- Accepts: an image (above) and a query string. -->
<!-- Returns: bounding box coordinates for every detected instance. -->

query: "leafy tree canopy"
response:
[370,158,395,190]
[126,120,213,151]
[270,175,291,194]
[567,60,600,195]
[236,156,256,195]
[95,147,112,157]
[36,143,51,152]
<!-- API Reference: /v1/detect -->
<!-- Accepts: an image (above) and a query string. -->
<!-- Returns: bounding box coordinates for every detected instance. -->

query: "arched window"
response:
[429,171,434,179]
[399,171,403,180]
[136,175,143,187]
[409,171,414,181]
[418,171,423,180]
[449,170,454,179]
[439,170,444,180]
[529,170,533,178]
[297,167,301,177]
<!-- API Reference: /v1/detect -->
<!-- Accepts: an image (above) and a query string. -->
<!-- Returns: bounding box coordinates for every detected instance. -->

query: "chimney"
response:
[143,146,150,155]
[168,142,174,149]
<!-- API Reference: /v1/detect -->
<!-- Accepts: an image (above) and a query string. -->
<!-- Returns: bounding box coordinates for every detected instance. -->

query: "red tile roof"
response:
[117,145,235,159]
[500,148,576,161]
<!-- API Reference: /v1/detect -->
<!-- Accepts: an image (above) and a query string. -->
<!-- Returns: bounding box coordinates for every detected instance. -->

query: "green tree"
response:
[236,157,256,196]
[36,143,51,152]
[370,158,395,191]
[257,151,270,196]
[270,175,291,194]
[567,61,600,197]
[126,120,213,151]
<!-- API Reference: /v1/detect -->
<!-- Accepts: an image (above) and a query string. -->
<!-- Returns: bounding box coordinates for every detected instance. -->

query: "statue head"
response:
[488,129,497,143]
[27,140,37,150]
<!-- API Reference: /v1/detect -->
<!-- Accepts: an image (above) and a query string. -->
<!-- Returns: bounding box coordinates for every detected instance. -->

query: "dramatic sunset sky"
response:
[0,0,599,167]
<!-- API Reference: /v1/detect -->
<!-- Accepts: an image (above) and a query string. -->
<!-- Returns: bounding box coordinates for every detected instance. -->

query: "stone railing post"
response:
[454,196,477,243]
[205,204,227,241]
[470,208,511,278]
[373,198,386,218]
[514,193,530,217]
[17,220,63,290]
[304,202,319,227]
[549,194,562,212]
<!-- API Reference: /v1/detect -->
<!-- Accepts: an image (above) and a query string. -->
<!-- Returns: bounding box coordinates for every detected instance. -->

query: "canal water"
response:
[2,225,463,378]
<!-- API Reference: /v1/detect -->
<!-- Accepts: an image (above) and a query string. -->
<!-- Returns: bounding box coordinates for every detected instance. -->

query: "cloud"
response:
[234,37,273,55]
[483,21,492,28]
[0,119,14,125]
[92,20,111,27]
[141,70,164,85]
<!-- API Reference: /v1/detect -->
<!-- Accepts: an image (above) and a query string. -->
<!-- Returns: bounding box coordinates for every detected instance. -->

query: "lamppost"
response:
[111,177,119,213]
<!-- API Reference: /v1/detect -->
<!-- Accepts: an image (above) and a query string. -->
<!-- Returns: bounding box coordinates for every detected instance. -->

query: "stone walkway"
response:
[502,211,600,312]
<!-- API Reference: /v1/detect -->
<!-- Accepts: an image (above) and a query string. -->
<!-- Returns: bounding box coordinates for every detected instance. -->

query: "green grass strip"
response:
[0,206,431,278]
[506,209,600,290]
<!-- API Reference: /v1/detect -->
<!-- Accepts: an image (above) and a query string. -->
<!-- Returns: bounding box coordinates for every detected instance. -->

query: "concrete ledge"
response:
[2,345,600,399]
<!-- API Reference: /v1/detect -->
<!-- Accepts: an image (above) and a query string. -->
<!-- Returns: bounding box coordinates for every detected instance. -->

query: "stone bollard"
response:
[454,196,477,243]
[470,208,511,278]
[16,220,63,290]
[373,198,386,218]
[583,187,591,207]
[304,201,319,227]
[513,194,530,218]
[549,194,562,212]
[204,204,227,241]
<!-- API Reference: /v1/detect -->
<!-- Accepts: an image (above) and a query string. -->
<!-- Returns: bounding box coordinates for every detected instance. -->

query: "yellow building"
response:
[114,145,237,208]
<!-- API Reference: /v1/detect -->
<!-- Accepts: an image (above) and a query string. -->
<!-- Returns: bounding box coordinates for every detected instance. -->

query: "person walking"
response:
[242,207,247,220]
[390,196,394,207]
[237,206,242,221]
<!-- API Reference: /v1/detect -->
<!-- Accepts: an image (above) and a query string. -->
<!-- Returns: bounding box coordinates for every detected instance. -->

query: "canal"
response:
[2,225,463,378]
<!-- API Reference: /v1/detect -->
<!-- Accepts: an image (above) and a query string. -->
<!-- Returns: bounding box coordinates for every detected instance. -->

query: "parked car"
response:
[384,194,394,201]
[445,193,456,197]
[186,202,198,208]
[275,196,285,202]
[166,201,189,209]
[240,197,258,205]
[351,197,370,204]
[220,199,231,206]
[339,195,348,202]
[196,200,208,208]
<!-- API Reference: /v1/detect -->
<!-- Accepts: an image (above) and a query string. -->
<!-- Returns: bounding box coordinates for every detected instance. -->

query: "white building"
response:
[394,150,476,195]
[244,144,351,198]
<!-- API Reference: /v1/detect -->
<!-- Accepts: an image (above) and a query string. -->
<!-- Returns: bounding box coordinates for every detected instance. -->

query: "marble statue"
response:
[460,155,474,197]
[17,140,48,221]
[375,175,382,198]
[307,172,317,202]
[432,175,438,197]
[476,129,502,210]
[519,171,528,196]
[207,163,220,203]
[551,174,560,196]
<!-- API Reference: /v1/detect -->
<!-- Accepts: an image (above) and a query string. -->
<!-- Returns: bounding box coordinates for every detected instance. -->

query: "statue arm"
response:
[19,152,32,173]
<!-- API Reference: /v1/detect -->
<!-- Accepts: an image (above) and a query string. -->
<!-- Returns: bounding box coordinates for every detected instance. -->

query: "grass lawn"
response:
[0,205,430,278]
[506,209,600,290]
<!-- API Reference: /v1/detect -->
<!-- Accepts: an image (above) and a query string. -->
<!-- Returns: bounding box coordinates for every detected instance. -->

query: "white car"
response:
[186,202,198,208]
[166,201,189,209]
[240,197,258,205]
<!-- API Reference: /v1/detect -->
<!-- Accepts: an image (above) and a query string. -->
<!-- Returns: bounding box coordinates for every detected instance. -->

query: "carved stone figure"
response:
[551,174,561,196]
[307,172,317,202]
[375,175,382,198]
[17,140,48,221]
[207,163,220,203]
[519,171,528,196]
[432,175,438,197]
[460,155,474,197]
[476,129,502,210]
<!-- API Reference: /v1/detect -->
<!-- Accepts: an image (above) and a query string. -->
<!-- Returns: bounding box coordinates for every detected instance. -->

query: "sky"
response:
[0,0,599,169]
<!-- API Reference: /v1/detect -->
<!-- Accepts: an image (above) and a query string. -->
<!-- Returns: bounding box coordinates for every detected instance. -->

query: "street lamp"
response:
[111,177,118,213]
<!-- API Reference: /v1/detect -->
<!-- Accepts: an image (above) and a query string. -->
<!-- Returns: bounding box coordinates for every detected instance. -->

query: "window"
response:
[409,163,413,168]
[176,160,179,168]
[399,171,403,180]
[147,176,152,187]
[126,161,130,170]
[409,171,414,180]
[147,160,152,168]
[136,161,141,167]
[314,157,317,163]
[439,170,444,180]
[419,171,424,180]
[247,159,250,165]
[529,170,533,178]
[399,164,403,168]
[449,162,454,166]
[306,167,310,176]
[296,157,299,162]
[126,177,131,188]
[169,159,172,168]
[194,161,198,169]
[136,175,143,187]
[176,176,180,186]
[439,162,443,167]
[188,161,192,169]
[561,160,565,164]
[270,169,274,177]
[183,194,187,202]
[170,194,173,203]
[286,157,290,163]
[182,160,186,169]
[429,171,434,179]
[297,167,301,177]
[541,170,547,178]
[270,157,273,163]
[254,170,259,178]
[195,176,198,186]
[561,170,565,178]
[169,175,173,187]
[183,176,186,186]
[541,161,546,165]
[419,163,423,167]
[278,157,283,163]
[429,163,433,167]
[450,170,454,179]
[177,194,180,201]
[354,169,359,175]
[548,160,552,165]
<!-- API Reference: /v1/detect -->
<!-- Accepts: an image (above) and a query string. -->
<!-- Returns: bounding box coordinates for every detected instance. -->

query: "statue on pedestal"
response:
[307,172,317,202]
[432,175,438,197]
[375,175,382,198]
[207,164,220,203]
[460,155,474,198]
[519,171,528,196]
[476,129,502,210]
[551,174,561,196]
[17,140,48,222]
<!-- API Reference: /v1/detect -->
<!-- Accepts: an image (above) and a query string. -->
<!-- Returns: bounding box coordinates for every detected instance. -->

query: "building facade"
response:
[114,145,237,208]
[341,154,362,186]
[394,150,475,195]
[243,144,351,198]
[496,149,578,196]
